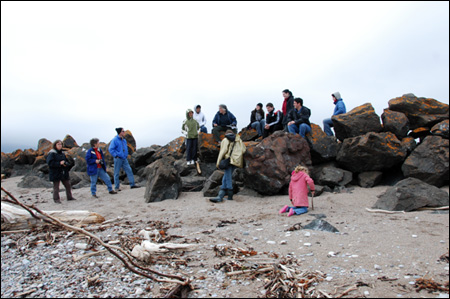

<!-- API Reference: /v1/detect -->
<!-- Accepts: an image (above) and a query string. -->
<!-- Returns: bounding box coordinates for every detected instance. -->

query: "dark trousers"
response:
[53,180,73,201]
[212,126,237,142]
[264,124,283,138]
[186,138,198,162]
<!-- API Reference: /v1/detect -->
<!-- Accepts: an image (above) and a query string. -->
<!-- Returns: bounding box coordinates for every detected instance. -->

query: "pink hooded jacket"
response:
[289,170,315,207]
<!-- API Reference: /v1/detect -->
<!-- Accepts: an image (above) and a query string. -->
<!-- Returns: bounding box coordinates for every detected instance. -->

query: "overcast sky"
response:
[1,1,449,153]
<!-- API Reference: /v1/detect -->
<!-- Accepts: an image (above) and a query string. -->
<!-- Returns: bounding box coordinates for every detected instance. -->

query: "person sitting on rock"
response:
[279,165,315,217]
[182,109,200,165]
[287,98,312,138]
[248,103,265,138]
[212,104,237,143]
[193,104,208,134]
[281,89,295,131]
[263,103,284,138]
[86,138,117,198]
[210,130,246,203]
[323,92,346,136]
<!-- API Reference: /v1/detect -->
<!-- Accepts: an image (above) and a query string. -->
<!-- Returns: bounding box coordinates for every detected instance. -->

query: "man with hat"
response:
[109,128,140,191]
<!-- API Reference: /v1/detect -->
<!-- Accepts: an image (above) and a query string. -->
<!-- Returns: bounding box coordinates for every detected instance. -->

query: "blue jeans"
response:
[251,121,264,137]
[113,157,135,189]
[221,165,236,190]
[200,126,208,134]
[288,123,312,138]
[287,207,308,215]
[90,168,113,195]
[323,118,334,136]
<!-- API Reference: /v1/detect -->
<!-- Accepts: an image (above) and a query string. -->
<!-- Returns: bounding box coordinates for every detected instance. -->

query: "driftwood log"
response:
[1,202,105,231]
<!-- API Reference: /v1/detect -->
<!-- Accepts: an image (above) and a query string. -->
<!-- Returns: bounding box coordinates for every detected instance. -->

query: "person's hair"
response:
[282,89,293,98]
[52,140,63,150]
[196,105,201,109]
[90,138,100,148]
[253,104,265,117]
[294,165,310,175]
[294,97,304,106]
[266,103,274,108]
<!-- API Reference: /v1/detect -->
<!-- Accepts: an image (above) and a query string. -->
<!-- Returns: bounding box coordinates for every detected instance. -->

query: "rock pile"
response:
[1,94,448,200]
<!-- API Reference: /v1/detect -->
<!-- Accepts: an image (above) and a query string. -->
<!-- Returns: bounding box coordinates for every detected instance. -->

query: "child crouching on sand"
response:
[279,165,315,217]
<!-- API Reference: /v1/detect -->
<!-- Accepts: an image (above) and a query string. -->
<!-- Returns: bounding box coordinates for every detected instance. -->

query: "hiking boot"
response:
[226,189,234,201]
[210,190,226,203]
[115,188,122,192]
[109,190,118,195]
[67,197,77,201]
[279,205,289,214]
[54,199,62,204]
[130,185,141,189]
[92,194,99,198]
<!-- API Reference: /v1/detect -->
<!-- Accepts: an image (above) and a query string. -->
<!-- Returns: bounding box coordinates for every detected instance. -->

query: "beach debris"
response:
[286,223,302,232]
[217,220,237,228]
[213,245,258,258]
[414,276,449,293]
[365,208,406,214]
[302,219,339,233]
[439,251,449,263]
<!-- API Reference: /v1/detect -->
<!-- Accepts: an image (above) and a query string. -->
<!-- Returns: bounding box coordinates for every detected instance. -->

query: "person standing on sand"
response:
[109,128,140,191]
[212,104,238,143]
[193,105,208,133]
[46,140,76,203]
[182,109,200,165]
[279,165,315,217]
[210,130,246,203]
[323,92,347,136]
[86,138,117,198]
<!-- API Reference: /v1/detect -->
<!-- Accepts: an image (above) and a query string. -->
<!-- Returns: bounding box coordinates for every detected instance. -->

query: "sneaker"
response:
[279,205,289,214]
[287,209,295,217]
[130,185,141,189]
[54,199,62,204]
[115,188,122,192]
[68,197,77,201]
[109,190,118,195]
[92,194,99,198]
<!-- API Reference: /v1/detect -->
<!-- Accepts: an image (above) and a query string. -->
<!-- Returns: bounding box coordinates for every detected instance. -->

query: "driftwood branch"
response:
[365,208,406,214]
[1,187,190,287]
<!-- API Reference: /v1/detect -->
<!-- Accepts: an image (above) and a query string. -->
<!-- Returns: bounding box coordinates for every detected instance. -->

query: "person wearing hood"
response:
[210,130,246,203]
[323,92,346,136]
[193,105,208,133]
[248,103,265,137]
[46,140,76,203]
[182,109,200,165]
[109,128,140,191]
[212,104,237,142]
[279,165,315,217]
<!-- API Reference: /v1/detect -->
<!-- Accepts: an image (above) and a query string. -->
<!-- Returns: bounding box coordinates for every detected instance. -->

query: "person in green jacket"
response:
[182,109,200,165]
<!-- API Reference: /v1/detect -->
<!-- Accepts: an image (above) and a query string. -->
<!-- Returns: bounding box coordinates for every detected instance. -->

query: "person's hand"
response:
[288,121,295,126]
[60,161,66,166]
[96,159,100,164]
[214,124,218,127]
[265,125,270,130]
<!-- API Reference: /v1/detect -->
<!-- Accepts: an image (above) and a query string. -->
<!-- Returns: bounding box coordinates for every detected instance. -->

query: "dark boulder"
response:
[150,136,186,163]
[373,178,449,212]
[66,144,90,173]
[332,103,382,141]
[144,157,182,203]
[318,167,353,187]
[388,94,449,130]
[63,135,79,149]
[337,132,407,173]
[124,130,137,154]
[401,137,417,155]
[181,176,206,192]
[303,219,339,233]
[243,131,312,195]
[1,152,14,177]
[408,127,430,141]
[431,119,449,139]
[36,138,52,156]
[306,124,340,164]
[402,136,449,187]
[358,171,383,188]
[381,109,410,139]
[174,159,197,177]
[198,133,220,163]
[132,145,161,169]
[11,149,37,165]
[18,174,53,188]
[69,171,90,189]
[202,170,238,197]
[239,128,259,142]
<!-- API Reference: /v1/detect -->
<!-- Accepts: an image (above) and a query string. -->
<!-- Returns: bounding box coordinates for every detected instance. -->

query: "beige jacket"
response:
[217,135,246,168]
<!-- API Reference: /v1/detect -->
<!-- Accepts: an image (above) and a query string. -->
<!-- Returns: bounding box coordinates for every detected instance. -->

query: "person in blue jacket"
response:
[212,104,237,142]
[108,128,140,191]
[323,92,347,136]
[86,138,117,198]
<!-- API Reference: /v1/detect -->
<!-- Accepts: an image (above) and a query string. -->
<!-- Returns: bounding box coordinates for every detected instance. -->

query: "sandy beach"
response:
[1,176,449,298]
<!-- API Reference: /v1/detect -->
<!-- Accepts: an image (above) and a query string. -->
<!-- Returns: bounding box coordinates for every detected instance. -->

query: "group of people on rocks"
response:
[46,89,347,218]
[46,128,140,203]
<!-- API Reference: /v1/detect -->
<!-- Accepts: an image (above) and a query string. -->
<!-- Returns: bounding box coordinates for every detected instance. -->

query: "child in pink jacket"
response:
[279,165,315,217]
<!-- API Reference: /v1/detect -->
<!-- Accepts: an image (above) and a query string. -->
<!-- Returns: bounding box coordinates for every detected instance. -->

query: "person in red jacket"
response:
[279,165,315,217]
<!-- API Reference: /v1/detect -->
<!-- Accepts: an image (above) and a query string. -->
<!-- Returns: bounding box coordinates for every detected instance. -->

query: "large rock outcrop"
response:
[388,94,449,130]
[381,109,410,139]
[373,178,449,212]
[332,103,382,141]
[243,131,312,195]
[336,132,407,173]
[402,136,449,187]
[306,124,340,164]
[431,119,449,139]
[144,157,182,203]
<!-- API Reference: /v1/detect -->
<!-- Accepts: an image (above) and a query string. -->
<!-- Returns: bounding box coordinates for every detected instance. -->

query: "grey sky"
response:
[1,2,449,153]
